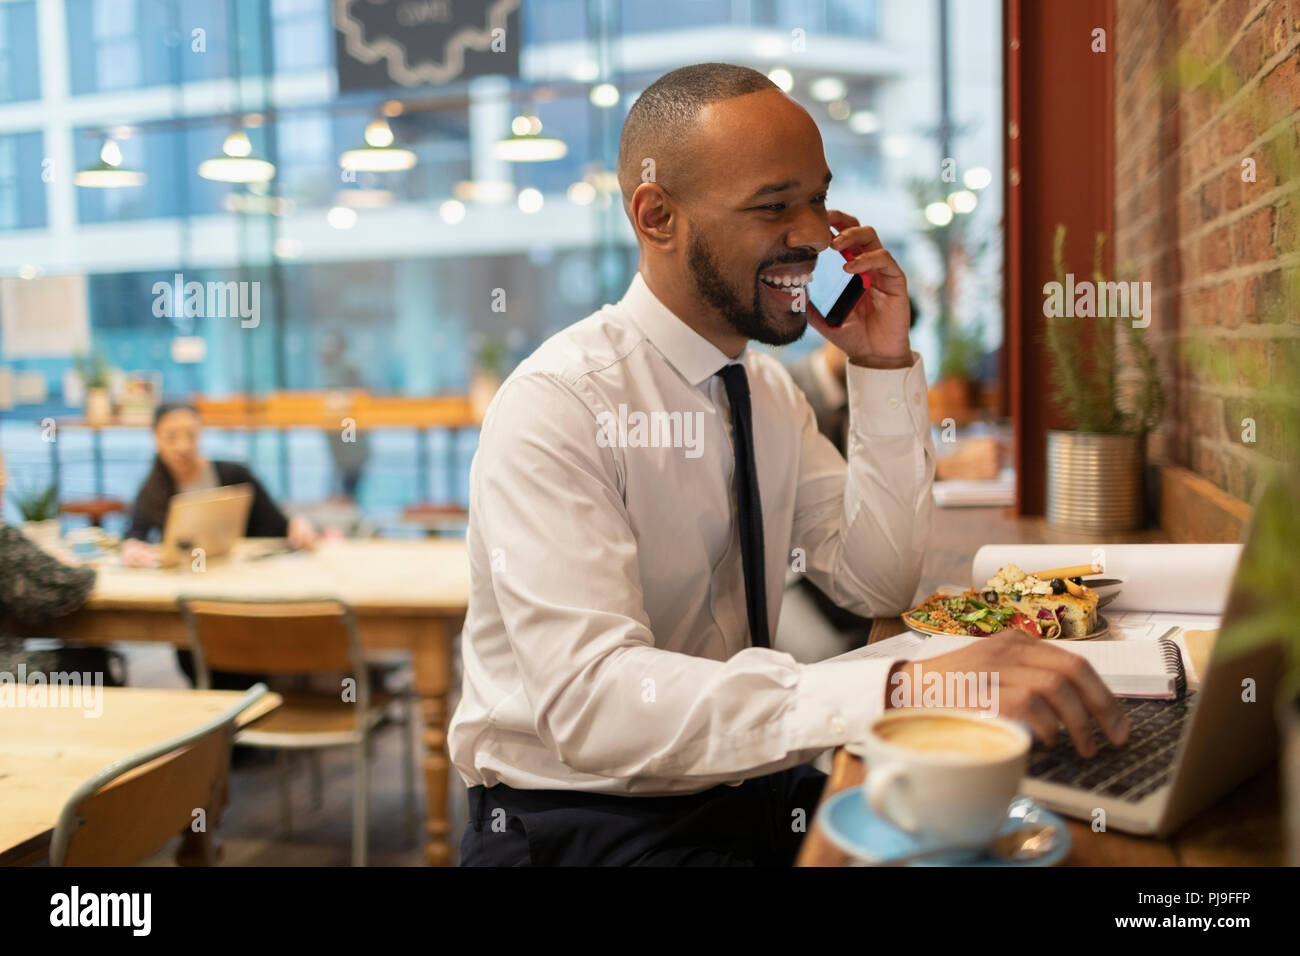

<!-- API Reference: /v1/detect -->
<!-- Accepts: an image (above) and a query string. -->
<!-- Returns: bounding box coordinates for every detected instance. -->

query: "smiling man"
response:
[450,63,1129,866]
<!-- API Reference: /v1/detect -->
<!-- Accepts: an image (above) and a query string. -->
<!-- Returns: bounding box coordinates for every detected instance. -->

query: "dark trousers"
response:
[459,763,827,866]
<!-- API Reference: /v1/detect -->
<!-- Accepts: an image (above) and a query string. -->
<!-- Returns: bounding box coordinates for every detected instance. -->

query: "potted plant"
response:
[10,481,61,551]
[76,350,113,425]
[930,316,985,425]
[470,338,509,423]
[1041,226,1164,532]
[908,178,997,427]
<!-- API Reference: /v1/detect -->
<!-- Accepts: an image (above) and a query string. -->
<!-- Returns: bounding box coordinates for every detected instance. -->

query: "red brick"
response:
[1196,174,1216,219]
[1231,16,1267,82]
[1222,166,1245,210]
[1181,0,1213,38]
[1267,0,1291,54]
[1261,55,1300,115]
[1223,277,1246,327]
[1201,227,1233,273]
[1232,205,1276,265]
[1243,268,1284,323]
[1180,242,1202,284]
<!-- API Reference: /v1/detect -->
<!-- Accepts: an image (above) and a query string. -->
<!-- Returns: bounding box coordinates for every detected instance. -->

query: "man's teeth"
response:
[759,273,812,290]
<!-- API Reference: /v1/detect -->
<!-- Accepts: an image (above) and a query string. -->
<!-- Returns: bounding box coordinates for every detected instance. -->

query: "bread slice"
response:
[980,563,1099,638]
[1010,591,1098,638]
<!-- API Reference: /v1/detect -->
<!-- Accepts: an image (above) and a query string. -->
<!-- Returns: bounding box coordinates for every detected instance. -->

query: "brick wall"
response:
[1114,0,1300,504]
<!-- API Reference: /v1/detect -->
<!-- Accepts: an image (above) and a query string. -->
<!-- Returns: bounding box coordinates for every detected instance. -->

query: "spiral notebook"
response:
[840,632,1187,699]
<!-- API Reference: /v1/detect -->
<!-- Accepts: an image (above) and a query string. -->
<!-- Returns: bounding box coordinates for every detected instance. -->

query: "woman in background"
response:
[121,402,316,566]
[122,402,317,688]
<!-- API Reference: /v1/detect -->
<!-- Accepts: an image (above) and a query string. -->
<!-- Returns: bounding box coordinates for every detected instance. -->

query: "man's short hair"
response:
[617,63,778,207]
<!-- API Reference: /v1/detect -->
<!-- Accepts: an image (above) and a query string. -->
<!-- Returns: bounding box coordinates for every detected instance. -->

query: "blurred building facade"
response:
[0,0,1000,515]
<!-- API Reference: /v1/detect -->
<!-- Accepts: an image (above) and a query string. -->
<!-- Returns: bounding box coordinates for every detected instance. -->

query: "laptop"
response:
[158,484,253,568]
[1020,492,1286,837]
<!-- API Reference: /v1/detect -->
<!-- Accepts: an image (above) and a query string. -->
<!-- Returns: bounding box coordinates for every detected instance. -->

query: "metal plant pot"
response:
[1046,430,1145,533]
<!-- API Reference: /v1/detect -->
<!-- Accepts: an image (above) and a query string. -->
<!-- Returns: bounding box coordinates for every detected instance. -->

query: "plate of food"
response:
[903,563,1109,640]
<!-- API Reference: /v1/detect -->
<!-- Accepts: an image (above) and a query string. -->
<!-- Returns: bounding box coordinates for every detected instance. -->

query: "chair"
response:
[178,596,416,867]
[50,684,269,866]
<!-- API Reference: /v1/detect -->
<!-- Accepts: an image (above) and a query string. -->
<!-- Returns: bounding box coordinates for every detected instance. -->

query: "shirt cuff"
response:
[845,352,930,437]
[790,655,902,752]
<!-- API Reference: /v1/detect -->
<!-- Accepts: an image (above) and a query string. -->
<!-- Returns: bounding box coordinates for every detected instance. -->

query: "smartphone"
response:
[805,229,866,328]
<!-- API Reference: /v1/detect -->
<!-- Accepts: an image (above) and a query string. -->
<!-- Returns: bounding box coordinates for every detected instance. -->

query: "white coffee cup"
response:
[853,708,1031,847]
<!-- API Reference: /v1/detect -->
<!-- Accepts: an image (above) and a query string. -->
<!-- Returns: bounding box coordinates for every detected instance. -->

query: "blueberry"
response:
[1049,578,1067,594]
[1068,576,1083,586]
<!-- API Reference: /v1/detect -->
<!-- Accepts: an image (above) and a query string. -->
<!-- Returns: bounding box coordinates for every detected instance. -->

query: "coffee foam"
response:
[875,714,1023,758]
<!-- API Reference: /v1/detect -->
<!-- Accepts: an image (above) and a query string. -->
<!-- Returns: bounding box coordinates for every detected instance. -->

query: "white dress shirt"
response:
[449,271,937,794]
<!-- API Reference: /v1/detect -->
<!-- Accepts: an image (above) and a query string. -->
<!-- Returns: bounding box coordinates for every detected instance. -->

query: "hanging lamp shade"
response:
[339,117,417,172]
[198,128,276,184]
[74,139,146,188]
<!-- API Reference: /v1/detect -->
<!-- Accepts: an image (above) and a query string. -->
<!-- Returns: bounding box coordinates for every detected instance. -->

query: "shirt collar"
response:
[620,271,741,387]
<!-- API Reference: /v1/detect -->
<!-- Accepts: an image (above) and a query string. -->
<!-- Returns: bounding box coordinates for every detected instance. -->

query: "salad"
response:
[904,591,1065,639]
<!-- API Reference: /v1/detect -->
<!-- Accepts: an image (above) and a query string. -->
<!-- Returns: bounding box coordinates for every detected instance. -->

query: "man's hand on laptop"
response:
[886,629,1132,757]
[287,516,317,551]
[120,538,161,568]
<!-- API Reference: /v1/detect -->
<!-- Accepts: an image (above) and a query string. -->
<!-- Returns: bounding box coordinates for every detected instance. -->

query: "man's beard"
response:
[686,231,809,347]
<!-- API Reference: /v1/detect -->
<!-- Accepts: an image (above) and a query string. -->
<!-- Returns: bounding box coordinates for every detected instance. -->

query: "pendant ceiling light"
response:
[198,128,276,184]
[492,113,567,162]
[339,117,417,173]
[74,138,146,188]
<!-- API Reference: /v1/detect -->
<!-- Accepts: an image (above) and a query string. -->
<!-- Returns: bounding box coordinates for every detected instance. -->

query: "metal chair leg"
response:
[402,696,417,842]
[352,736,369,867]
[277,749,293,838]
[309,751,324,810]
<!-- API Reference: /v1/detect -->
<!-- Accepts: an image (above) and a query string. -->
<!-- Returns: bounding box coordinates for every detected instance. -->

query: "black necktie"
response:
[718,363,769,649]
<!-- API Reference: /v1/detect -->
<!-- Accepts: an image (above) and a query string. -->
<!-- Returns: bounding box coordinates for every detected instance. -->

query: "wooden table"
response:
[796,506,1282,866]
[43,538,470,866]
[0,687,282,865]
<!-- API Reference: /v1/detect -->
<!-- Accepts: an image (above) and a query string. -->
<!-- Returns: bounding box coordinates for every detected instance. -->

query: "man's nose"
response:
[787,209,832,255]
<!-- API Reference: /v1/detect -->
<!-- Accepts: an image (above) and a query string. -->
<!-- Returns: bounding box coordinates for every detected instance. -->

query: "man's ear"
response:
[629,182,676,252]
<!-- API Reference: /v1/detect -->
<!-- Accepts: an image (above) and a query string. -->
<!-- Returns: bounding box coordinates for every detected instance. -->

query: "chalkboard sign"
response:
[333,0,521,91]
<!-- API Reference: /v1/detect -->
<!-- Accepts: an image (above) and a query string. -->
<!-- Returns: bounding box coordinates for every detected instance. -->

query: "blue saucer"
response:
[818,789,1071,866]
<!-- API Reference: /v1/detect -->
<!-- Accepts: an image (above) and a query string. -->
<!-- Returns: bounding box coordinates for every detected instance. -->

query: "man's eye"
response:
[812,193,828,205]
[759,203,786,213]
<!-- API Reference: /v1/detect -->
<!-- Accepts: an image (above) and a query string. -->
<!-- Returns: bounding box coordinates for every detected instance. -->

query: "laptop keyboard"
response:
[1027,693,1196,803]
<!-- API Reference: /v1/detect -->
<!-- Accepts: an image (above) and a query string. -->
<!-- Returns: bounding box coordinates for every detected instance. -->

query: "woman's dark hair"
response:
[153,401,200,429]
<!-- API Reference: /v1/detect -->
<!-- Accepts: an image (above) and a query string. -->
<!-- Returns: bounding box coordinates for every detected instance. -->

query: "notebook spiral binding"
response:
[1158,638,1188,699]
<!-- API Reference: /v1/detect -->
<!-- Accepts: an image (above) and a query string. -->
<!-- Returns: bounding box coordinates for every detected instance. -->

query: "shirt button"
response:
[912,393,922,405]
[829,715,847,736]
[887,397,900,409]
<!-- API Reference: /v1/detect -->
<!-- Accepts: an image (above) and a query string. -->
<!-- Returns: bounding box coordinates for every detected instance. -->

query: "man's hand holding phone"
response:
[810,210,914,369]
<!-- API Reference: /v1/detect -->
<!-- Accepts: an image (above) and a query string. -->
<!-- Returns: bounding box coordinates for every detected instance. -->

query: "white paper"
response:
[971,543,1241,615]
